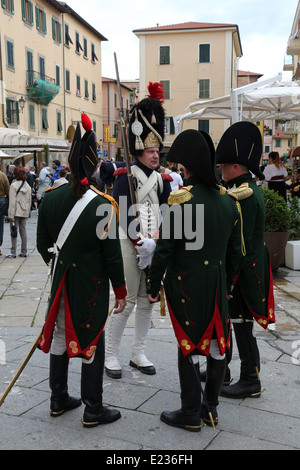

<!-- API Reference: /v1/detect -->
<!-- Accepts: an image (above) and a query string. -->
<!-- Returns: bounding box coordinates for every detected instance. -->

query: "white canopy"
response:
[174,73,300,133]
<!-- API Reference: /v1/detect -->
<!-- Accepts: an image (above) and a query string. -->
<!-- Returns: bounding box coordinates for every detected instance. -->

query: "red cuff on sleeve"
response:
[133,237,141,246]
[113,284,127,299]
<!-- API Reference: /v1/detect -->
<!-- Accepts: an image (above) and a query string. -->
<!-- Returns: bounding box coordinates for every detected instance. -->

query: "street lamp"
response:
[18,96,26,113]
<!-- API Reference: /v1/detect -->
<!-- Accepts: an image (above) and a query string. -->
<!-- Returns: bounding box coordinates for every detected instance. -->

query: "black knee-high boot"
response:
[81,332,121,428]
[49,351,82,417]
[160,348,202,432]
[200,355,226,427]
[221,321,261,399]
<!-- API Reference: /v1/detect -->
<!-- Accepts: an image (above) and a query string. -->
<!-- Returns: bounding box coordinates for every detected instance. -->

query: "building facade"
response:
[102,77,136,160]
[133,21,242,154]
[0,0,106,170]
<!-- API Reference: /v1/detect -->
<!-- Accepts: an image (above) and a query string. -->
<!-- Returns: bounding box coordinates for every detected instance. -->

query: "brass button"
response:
[204,260,209,265]
[60,260,63,265]
[72,263,76,268]
[86,324,90,329]
[185,321,190,326]
[178,276,182,281]
[181,299,186,304]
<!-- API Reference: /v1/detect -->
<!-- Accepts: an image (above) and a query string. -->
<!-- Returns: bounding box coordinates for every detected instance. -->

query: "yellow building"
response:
[0,0,106,170]
[133,21,242,153]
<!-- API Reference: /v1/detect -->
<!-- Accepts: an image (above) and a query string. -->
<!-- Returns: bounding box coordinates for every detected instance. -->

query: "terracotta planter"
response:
[264,231,290,271]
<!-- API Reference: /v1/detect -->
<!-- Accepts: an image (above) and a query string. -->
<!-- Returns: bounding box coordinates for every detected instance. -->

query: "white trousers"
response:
[105,237,153,366]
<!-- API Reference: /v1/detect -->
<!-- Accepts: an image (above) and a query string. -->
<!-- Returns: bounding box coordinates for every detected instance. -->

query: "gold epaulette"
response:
[228,182,253,201]
[168,186,194,205]
[294,185,300,192]
[44,186,57,193]
[90,185,120,220]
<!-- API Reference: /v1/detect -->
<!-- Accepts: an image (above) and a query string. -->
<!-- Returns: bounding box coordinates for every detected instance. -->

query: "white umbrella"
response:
[174,73,300,132]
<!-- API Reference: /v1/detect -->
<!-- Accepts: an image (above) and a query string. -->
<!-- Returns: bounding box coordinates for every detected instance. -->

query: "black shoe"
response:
[129,360,156,375]
[105,367,122,379]
[220,378,261,399]
[18,253,27,258]
[160,410,202,432]
[81,406,121,428]
[50,395,82,417]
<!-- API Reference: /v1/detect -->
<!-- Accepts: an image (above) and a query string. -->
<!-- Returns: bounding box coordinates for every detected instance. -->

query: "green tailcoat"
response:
[37,184,126,360]
[147,178,242,357]
[227,174,275,328]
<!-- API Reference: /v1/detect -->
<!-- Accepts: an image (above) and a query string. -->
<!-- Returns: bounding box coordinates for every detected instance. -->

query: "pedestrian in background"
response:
[6,165,31,258]
[0,169,10,256]
[263,151,288,201]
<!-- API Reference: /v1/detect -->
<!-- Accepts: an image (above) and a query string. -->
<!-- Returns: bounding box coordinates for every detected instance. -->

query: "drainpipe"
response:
[0,34,9,128]
[61,13,67,137]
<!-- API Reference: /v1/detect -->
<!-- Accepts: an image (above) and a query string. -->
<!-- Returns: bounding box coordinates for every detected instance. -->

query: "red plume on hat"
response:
[147,82,164,104]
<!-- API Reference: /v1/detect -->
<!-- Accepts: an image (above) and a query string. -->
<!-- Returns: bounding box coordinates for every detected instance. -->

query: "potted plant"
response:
[260,187,291,270]
[285,196,300,270]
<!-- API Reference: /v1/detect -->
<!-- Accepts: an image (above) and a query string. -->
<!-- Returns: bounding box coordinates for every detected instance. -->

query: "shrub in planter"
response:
[260,187,291,270]
[288,196,300,241]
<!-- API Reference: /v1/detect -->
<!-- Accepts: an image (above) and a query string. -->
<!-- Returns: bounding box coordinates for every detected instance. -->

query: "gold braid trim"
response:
[235,200,246,256]
[90,185,120,220]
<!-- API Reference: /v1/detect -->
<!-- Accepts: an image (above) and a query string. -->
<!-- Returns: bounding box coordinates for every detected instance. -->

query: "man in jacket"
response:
[103,83,172,379]
[37,114,127,428]
[216,121,275,399]
[147,129,242,431]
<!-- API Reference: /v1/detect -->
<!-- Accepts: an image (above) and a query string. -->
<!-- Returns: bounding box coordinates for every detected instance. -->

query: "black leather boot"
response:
[200,355,226,427]
[160,349,202,432]
[49,351,82,417]
[81,332,121,428]
[221,322,261,399]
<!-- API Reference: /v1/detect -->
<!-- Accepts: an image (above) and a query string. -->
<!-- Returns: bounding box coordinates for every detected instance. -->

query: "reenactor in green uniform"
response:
[147,129,243,431]
[216,121,275,399]
[37,114,127,427]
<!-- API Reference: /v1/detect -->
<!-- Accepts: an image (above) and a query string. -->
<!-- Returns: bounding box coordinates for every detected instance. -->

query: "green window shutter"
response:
[11,0,14,13]
[58,22,61,43]
[7,41,14,67]
[42,108,48,129]
[6,99,11,123]
[16,101,20,124]
[43,11,47,34]
[36,6,40,30]
[29,1,33,25]
[2,0,7,9]
[57,111,62,132]
[21,0,26,21]
[160,80,170,99]
[52,18,56,40]
[160,46,170,65]
[29,104,35,127]
[199,44,210,63]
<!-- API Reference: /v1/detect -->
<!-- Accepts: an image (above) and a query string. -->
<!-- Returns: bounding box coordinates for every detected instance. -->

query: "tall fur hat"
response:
[216,122,264,179]
[68,113,98,183]
[128,82,165,156]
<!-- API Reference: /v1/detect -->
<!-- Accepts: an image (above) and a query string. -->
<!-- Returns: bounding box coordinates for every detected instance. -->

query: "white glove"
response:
[136,238,156,270]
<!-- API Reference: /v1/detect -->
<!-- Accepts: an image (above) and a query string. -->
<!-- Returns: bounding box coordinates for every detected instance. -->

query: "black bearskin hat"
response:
[68,113,98,183]
[128,82,165,157]
[216,122,264,180]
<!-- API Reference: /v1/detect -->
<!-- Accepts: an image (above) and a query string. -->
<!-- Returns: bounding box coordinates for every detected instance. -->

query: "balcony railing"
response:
[26,70,56,88]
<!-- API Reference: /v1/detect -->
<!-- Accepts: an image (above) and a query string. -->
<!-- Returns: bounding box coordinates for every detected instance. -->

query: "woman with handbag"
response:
[6,166,32,258]
[0,170,10,256]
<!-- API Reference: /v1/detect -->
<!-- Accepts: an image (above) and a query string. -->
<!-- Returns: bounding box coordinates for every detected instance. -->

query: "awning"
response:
[0,132,69,151]
[26,78,60,106]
